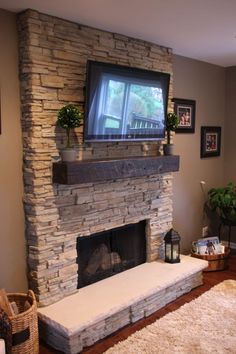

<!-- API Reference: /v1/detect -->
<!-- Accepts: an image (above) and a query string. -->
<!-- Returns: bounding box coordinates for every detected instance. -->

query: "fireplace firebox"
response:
[77,221,146,288]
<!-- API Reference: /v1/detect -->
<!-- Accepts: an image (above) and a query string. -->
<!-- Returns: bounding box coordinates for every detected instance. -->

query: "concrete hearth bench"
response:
[38,255,207,354]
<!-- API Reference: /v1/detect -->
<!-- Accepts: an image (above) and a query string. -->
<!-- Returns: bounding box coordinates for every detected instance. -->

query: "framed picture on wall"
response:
[201,126,221,158]
[173,98,196,133]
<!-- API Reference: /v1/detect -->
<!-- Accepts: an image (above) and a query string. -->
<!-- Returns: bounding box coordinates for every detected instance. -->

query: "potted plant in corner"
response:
[207,182,236,224]
[56,104,83,162]
[163,112,179,156]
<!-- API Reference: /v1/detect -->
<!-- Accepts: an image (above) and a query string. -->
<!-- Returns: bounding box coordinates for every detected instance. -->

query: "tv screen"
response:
[84,60,170,142]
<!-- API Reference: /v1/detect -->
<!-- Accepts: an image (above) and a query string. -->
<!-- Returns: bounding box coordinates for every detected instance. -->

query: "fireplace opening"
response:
[77,221,146,288]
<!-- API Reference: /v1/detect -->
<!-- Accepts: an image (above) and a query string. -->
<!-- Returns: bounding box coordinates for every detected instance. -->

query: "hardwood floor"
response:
[39,254,236,354]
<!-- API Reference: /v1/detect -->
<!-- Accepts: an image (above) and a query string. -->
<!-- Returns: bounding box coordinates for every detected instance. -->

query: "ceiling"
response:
[1,0,236,67]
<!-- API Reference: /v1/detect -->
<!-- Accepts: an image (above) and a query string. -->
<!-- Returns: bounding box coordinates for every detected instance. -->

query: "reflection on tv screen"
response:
[85,61,170,142]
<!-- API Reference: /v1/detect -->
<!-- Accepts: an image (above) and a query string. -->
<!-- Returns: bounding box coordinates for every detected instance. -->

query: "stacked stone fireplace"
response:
[17,9,175,307]
[39,172,173,306]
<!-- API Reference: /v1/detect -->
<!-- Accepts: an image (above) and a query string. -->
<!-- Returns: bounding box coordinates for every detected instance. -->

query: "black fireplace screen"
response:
[77,221,146,288]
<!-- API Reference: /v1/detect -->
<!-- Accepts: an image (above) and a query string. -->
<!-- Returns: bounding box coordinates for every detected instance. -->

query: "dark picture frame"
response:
[173,98,196,133]
[201,126,221,158]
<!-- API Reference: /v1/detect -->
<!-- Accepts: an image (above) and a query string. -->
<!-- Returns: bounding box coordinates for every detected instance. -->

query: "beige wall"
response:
[172,55,225,252]
[225,66,236,183]
[0,9,27,292]
[224,66,236,243]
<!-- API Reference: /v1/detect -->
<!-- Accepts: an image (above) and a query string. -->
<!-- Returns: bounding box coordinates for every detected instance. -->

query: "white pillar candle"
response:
[0,340,6,354]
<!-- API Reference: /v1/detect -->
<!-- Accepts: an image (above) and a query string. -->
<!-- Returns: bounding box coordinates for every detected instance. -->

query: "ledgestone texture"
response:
[17,9,174,306]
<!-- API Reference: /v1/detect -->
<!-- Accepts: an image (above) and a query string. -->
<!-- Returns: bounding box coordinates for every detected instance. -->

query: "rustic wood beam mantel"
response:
[52,155,180,185]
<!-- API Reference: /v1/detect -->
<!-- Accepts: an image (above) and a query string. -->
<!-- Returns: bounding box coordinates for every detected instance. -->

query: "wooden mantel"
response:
[52,155,180,185]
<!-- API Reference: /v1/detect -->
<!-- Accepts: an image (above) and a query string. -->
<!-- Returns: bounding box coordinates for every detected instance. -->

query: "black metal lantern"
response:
[164,228,181,263]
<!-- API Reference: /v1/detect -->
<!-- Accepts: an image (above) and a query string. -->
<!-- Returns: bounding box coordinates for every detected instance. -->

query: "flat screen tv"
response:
[84,60,170,142]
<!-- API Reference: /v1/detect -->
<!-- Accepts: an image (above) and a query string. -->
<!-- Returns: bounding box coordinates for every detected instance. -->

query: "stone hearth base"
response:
[38,256,207,354]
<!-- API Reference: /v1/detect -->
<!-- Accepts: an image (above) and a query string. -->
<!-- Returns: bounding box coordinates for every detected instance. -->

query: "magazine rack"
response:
[191,247,230,271]
[7,290,38,354]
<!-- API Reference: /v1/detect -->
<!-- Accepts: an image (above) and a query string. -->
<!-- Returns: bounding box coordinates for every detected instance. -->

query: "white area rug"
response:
[105,279,236,354]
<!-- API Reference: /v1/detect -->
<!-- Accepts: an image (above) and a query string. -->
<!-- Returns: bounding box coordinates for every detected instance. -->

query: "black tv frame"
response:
[84,60,170,142]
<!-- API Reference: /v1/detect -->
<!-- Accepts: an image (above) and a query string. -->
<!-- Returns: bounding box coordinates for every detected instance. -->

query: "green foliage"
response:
[131,85,162,117]
[57,104,83,129]
[166,112,179,144]
[108,91,148,120]
[207,182,236,222]
[57,104,83,148]
[107,80,163,119]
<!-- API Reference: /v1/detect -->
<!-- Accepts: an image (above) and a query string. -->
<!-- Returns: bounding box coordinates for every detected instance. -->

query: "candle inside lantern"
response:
[166,244,171,259]
[164,228,181,264]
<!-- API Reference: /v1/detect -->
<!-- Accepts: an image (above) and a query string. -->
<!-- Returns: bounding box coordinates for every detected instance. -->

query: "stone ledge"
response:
[38,255,207,354]
[53,155,180,184]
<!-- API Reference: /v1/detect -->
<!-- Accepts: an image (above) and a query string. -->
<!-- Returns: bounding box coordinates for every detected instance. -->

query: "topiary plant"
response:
[207,182,236,223]
[57,104,83,148]
[166,112,179,144]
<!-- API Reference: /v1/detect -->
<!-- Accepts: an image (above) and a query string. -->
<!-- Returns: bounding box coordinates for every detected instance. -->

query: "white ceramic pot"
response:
[60,148,77,162]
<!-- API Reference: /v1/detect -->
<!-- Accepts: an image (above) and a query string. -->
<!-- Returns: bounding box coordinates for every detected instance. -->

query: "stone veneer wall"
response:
[17,9,174,306]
